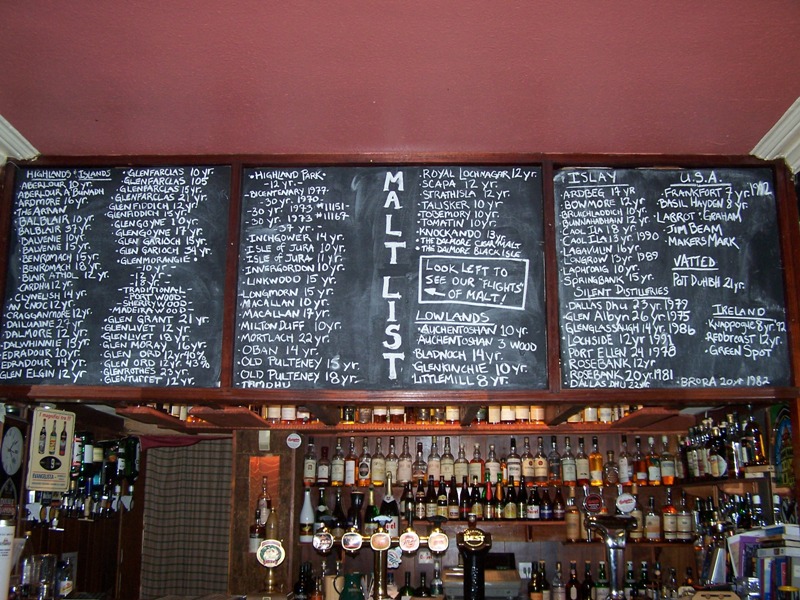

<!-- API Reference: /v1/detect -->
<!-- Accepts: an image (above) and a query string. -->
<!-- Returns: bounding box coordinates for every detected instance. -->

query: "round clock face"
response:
[1,426,23,476]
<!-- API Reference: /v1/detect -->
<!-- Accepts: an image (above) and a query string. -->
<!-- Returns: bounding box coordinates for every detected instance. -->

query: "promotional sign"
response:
[25,408,75,492]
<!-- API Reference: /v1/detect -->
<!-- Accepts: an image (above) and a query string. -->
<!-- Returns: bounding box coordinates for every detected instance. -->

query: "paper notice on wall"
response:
[25,408,75,492]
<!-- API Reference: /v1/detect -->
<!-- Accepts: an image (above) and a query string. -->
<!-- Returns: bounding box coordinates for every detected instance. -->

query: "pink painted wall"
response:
[1,1,799,157]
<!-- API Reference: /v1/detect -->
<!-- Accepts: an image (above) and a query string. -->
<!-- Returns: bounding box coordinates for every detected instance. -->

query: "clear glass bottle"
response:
[506,438,521,485]
[662,486,678,541]
[469,443,485,483]
[302,438,318,487]
[249,508,265,552]
[412,442,428,480]
[344,436,358,487]
[330,437,345,487]
[618,434,632,486]
[633,435,648,486]
[629,483,644,542]
[644,495,661,541]
[561,437,577,487]
[602,450,619,486]
[646,436,662,486]
[397,436,413,484]
[371,437,386,486]
[316,446,331,486]
[521,437,536,485]
[660,434,676,485]
[427,436,441,482]
[357,437,372,487]
[484,443,501,485]
[533,436,548,484]
[454,443,470,483]
[257,475,271,526]
[440,437,455,481]
[385,436,399,484]
[575,437,590,487]
[548,436,562,486]
[588,436,603,487]
[551,561,566,600]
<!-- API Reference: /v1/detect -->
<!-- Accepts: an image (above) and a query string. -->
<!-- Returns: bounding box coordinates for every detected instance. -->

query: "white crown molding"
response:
[752,97,800,174]
[0,114,39,166]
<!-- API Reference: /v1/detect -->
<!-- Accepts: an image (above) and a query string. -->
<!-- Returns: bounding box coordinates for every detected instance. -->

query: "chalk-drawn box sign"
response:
[417,255,529,310]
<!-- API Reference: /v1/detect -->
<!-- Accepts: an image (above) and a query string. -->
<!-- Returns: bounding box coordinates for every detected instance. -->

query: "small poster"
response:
[25,408,75,492]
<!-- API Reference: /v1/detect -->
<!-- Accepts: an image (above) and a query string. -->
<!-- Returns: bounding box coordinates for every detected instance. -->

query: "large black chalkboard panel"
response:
[235,166,546,390]
[554,167,790,388]
[0,166,230,387]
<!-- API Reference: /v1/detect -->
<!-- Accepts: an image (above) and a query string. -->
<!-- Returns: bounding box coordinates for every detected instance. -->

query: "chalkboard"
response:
[0,166,230,386]
[235,166,546,390]
[554,167,791,388]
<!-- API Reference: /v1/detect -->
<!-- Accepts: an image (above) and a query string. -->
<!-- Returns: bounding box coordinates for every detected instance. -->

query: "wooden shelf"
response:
[115,405,192,430]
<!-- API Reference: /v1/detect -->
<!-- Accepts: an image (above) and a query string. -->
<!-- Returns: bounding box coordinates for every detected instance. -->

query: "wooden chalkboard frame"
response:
[0,154,798,409]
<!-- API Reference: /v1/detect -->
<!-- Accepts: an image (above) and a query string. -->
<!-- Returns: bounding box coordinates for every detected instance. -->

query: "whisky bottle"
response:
[385,436,399,484]
[506,437,522,481]
[440,437,455,481]
[575,437,590,487]
[397,436,413,484]
[485,444,501,484]
[316,446,331,486]
[330,437,345,487]
[249,509,265,552]
[533,436,548,484]
[371,437,386,486]
[644,495,661,541]
[617,434,632,486]
[454,443,470,483]
[633,436,648,486]
[661,486,678,542]
[676,489,694,542]
[646,436,662,486]
[427,436,441,482]
[589,436,603,487]
[344,437,358,487]
[357,437,372,487]
[551,561,566,600]
[519,437,535,485]
[548,436,562,486]
[561,437,577,487]
[602,451,619,486]
[257,476,271,526]
[303,437,318,486]
[469,443,485,483]
[628,483,644,542]
[660,435,676,485]
[412,442,428,480]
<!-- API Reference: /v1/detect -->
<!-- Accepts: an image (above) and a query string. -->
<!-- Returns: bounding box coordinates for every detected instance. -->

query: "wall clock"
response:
[0,418,26,519]
[1,425,23,476]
